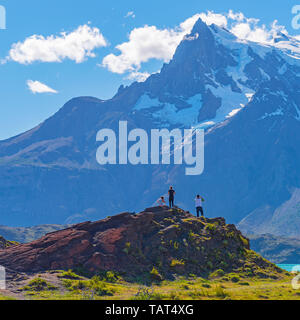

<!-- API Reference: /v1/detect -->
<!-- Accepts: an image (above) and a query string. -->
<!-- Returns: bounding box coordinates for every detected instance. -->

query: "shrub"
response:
[150,267,162,281]
[23,277,57,292]
[123,242,131,254]
[132,287,167,300]
[230,276,240,283]
[214,285,228,298]
[63,276,114,296]
[227,231,236,238]
[105,271,118,283]
[151,267,159,275]
[164,218,175,224]
[89,276,114,296]
[205,224,217,232]
[244,267,253,276]
[183,238,188,247]
[239,236,249,247]
[170,259,185,267]
[58,270,82,280]
[210,269,225,278]
[132,287,154,300]
[63,279,87,291]
[188,231,200,241]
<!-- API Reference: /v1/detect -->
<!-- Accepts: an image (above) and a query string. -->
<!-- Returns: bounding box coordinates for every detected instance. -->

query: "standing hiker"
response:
[157,196,166,207]
[195,195,205,217]
[168,186,176,208]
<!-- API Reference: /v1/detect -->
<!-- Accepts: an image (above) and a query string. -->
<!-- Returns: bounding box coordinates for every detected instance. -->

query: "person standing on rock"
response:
[195,195,205,218]
[157,196,167,207]
[168,186,176,208]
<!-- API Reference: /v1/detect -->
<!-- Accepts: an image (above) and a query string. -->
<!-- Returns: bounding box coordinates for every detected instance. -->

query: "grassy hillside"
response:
[0,269,297,300]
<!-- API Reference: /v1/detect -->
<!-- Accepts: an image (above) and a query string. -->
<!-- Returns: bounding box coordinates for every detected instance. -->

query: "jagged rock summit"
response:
[0,207,282,280]
[0,236,15,249]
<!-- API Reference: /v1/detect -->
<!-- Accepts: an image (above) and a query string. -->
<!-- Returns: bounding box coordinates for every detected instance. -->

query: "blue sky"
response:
[0,0,299,140]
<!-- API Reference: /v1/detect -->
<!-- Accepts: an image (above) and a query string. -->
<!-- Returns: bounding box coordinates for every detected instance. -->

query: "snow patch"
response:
[134,94,161,110]
[133,93,203,127]
[152,94,203,126]
[259,107,284,120]
[205,84,252,122]
[278,63,288,75]
[227,108,242,118]
[246,93,254,101]
[259,68,271,80]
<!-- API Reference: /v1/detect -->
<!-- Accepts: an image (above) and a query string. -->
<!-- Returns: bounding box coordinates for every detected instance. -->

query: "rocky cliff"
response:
[0,207,282,280]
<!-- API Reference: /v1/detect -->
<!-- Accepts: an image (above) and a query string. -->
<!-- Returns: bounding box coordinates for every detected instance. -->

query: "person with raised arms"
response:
[195,195,205,218]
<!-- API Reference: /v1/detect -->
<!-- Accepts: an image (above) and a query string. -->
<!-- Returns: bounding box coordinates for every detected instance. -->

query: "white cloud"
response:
[125,11,136,19]
[127,71,151,82]
[101,19,196,76]
[230,19,288,44]
[102,10,299,81]
[227,10,245,22]
[198,12,228,28]
[7,25,107,64]
[27,80,58,94]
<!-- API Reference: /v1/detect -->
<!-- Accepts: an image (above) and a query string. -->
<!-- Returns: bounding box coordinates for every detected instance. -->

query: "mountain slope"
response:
[0,224,70,243]
[248,233,300,264]
[0,18,300,234]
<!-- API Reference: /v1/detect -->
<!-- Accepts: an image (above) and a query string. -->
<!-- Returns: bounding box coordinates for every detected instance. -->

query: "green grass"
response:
[2,270,300,300]
[0,295,16,300]
[62,276,115,296]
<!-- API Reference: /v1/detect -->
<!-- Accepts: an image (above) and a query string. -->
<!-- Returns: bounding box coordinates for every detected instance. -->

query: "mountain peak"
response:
[190,17,209,34]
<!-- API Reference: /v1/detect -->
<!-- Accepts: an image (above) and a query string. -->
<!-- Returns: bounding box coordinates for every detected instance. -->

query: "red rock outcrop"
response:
[0,207,280,279]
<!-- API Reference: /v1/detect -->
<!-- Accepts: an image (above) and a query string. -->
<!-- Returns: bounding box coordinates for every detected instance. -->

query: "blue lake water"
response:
[277,264,300,272]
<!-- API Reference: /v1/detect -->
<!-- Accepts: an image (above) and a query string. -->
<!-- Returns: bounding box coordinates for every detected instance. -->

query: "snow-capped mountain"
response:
[0,18,300,236]
[124,18,300,130]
